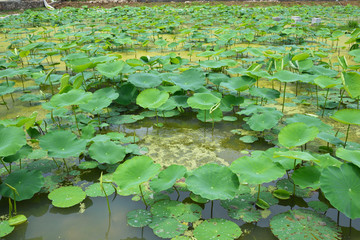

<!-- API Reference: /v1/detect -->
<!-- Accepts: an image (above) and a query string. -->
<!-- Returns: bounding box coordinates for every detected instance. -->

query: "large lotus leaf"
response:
[149,217,187,238]
[247,111,282,131]
[115,83,138,105]
[336,148,360,168]
[193,218,242,240]
[128,72,162,88]
[221,194,257,221]
[96,61,125,78]
[273,151,319,162]
[39,130,87,158]
[186,163,239,200]
[0,81,15,96]
[286,114,332,132]
[199,60,227,69]
[150,165,187,192]
[3,145,32,163]
[314,76,341,89]
[270,209,342,240]
[108,114,144,125]
[85,183,115,197]
[278,122,319,148]
[127,209,152,227]
[136,88,169,109]
[171,69,205,91]
[79,87,119,112]
[249,87,280,100]
[330,109,360,125]
[0,221,14,238]
[0,126,26,157]
[151,200,202,222]
[0,169,44,201]
[50,89,92,107]
[89,141,126,164]
[187,93,221,110]
[230,155,285,185]
[341,72,360,98]
[48,186,86,208]
[320,163,360,219]
[292,166,321,189]
[113,156,161,191]
[220,76,256,92]
[313,153,342,169]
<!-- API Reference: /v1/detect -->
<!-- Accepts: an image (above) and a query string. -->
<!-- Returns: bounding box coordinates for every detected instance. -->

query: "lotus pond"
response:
[1,3,360,240]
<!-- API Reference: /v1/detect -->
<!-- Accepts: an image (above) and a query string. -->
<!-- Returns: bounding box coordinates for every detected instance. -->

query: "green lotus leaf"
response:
[292,166,321,190]
[314,76,341,89]
[0,81,15,97]
[221,194,256,221]
[0,221,14,238]
[270,209,342,240]
[292,52,310,61]
[3,145,32,163]
[78,161,99,170]
[151,200,202,222]
[115,83,138,105]
[276,179,313,198]
[273,189,291,200]
[278,122,319,148]
[330,109,360,125]
[308,201,329,213]
[150,165,187,192]
[0,125,26,157]
[127,209,152,227]
[186,163,239,200]
[50,89,92,107]
[187,93,221,110]
[336,148,360,168]
[89,141,126,164]
[96,61,125,78]
[193,218,242,240]
[341,71,360,98]
[272,70,302,82]
[199,60,227,69]
[313,153,342,169]
[136,88,169,109]
[320,163,360,219]
[0,169,44,201]
[108,114,144,125]
[190,192,208,204]
[85,183,115,197]
[274,150,318,162]
[149,217,187,238]
[128,72,162,88]
[220,76,256,92]
[249,87,280,100]
[113,156,161,191]
[230,155,285,185]
[247,111,282,131]
[8,215,27,226]
[48,186,86,208]
[171,69,205,91]
[79,87,119,113]
[286,114,332,132]
[196,108,223,123]
[39,130,87,158]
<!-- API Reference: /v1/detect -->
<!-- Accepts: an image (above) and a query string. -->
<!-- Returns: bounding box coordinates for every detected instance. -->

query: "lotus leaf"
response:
[127,209,152,227]
[149,217,187,238]
[330,109,360,125]
[0,81,15,96]
[78,161,99,170]
[136,88,169,109]
[0,126,26,157]
[193,218,242,240]
[0,221,14,238]
[79,87,119,113]
[171,69,205,91]
[39,130,87,158]
[314,76,341,89]
[128,72,162,88]
[272,70,302,82]
[292,166,321,189]
[336,148,360,168]
[85,183,115,197]
[3,145,32,163]
[186,163,239,200]
[113,156,161,191]
[270,209,341,240]
[249,87,280,100]
[320,163,360,219]
[150,165,187,192]
[8,215,27,226]
[273,189,291,200]
[48,186,86,208]
[89,141,126,164]
[341,71,360,99]
[151,200,202,222]
[274,151,318,162]
[196,108,223,122]
[308,201,329,212]
[220,76,256,92]
[0,169,44,201]
[96,61,125,78]
[247,111,282,131]
[276,179,312,198]
[115,83,138,105]
[187,93,221,110]
[50,89,92,107]
[278,122,319,148]
[239,135,258,143]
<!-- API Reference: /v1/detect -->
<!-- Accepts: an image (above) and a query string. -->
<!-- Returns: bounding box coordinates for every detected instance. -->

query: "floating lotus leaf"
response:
[221,194,256,221]
[48,186,86,208]
[8,215,27,226]
[308,201,329,212]
[0,126,26,157]
[89,141,126,164]
[320,163,360,219]
[247,110,282,131]
[341,72,360,98]
[149,217,187,238]
[151,200,202,223]
[50,89,92,107]
[96,61,125,78]
[171,69,205,91]
[78,161,98,170]
[108,115,145,125]
[85,183,115,197]
[186,163,239,200]
[193,218,242,240]
[127,209,152,227]
[0,221,14,238]
[136,88,169,109]
[330,109,360,125]
[113,156,161,191]
[0,169,44,201]
[278,122,319,148]
[39,130,87,158]
[230,155,285,185]
[292,166,321,189]
[270,209,341,240]
[187,93,221,110]
[128,72,162,88]
[239,135,258,143]
[150,165,187,192]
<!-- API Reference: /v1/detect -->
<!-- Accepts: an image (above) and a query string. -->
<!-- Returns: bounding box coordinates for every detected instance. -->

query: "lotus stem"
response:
[133,131,136,144]
[321,88,330,118]
[210,200,214,218]
[173,186,180,201]
[257,184,261,202]
[62,158,69,173]
[344,124,351,147]
[1,96,9,110]
[72,105,81,135]
[100,173,111,215]
[282,82,287,113]
[139,184,148,209]
[8,198,13,218]
[204,110,206,124]
[0,158,10,174]
[52,157,60,169]
[337,89,345,110]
